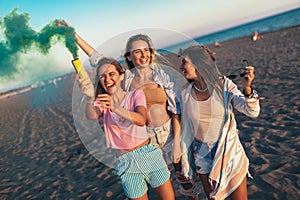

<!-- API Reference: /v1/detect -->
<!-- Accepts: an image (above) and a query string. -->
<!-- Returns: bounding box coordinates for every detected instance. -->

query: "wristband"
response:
[243,87,259,99]
[243,86,253,97]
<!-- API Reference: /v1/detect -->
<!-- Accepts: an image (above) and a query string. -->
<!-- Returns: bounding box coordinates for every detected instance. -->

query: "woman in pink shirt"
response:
[77,57,174,200]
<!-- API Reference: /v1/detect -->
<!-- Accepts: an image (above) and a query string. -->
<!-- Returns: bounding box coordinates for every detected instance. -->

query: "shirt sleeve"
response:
[227,79,260,118]
[133,90,147,109]
[89,51,104,67]
[154,69,182,114]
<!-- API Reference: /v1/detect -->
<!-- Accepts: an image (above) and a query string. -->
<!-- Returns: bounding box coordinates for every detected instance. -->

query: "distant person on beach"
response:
[251,31,263,41]
[56,20,198,199]
[178,44,260,200]
[214,41,221,47]
[77,57,175,199]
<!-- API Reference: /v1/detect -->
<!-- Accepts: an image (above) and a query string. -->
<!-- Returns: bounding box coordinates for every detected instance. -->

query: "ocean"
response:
[165,7,300,52]
[1,7,299,94]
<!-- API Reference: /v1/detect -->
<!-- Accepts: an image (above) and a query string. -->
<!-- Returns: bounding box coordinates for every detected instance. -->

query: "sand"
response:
[210,25,300,200]
[0,25,299,200]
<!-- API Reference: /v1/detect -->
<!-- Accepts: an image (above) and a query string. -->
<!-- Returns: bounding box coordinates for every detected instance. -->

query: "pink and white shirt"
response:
[95,90,148,150]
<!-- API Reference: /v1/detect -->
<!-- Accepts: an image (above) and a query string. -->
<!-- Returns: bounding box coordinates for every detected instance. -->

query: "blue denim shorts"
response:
[115,143,170,198]
[193,139,218,174]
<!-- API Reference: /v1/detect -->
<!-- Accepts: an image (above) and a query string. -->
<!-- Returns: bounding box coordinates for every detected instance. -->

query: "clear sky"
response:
[0,0,299,92]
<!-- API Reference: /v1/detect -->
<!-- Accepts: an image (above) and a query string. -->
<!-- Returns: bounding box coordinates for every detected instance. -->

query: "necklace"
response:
[193,83,208,93]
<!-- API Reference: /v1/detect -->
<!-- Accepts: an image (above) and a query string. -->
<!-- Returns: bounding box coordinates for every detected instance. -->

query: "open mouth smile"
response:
[106,83,115,89]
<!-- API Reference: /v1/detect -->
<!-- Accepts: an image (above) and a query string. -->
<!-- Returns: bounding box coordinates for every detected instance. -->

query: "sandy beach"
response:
[0,25,299,199]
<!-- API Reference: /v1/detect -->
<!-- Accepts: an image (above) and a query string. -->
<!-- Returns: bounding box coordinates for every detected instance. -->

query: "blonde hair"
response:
[123,33,171,70]
[179,44,224,99]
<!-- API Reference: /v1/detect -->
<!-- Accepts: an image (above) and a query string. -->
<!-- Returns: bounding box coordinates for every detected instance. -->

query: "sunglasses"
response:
[227,59,249,80]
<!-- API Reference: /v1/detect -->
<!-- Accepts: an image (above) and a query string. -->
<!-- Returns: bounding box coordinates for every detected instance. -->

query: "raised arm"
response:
[96,93,147,126]
[113,104,147,126]
[74,32,95,57]
[56,19,96,57]
[77,76,100,120]
[229,66,260,117]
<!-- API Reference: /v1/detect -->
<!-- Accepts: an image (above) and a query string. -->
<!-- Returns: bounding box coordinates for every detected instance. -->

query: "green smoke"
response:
[0,8,78,77]
[37,21,78,57]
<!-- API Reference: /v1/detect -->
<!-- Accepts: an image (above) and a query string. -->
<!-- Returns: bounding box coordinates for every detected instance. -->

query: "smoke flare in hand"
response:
[0,8,78,77]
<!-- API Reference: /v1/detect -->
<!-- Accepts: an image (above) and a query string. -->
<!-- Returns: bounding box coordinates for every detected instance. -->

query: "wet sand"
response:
[0,25,299,199]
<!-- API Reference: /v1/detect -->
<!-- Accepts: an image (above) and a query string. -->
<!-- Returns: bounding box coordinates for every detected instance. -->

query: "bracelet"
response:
[243,86,253,98]
[86,101,94,104]
[243,87,259,99]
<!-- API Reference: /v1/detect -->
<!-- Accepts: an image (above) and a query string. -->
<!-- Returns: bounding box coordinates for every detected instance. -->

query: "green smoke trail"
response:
[37,20,78,57]
[0,8,78,77]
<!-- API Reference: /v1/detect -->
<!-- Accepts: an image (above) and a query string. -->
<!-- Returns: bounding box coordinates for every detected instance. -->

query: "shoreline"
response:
[2,24,299,99]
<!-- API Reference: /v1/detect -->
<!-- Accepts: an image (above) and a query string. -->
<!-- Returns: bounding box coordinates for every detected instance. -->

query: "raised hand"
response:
[241,66,255,89]
[55,19,71,27]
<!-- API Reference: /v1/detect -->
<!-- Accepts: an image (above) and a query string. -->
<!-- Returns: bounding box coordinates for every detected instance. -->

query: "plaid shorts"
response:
[115,143,170,198]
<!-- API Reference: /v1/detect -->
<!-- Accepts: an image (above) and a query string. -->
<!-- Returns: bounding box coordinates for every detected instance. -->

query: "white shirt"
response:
[187,89,225,144]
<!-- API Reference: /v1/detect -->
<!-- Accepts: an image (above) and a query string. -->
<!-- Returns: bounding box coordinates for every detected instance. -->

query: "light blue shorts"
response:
[193,139,218,174]
[115,143,170,198]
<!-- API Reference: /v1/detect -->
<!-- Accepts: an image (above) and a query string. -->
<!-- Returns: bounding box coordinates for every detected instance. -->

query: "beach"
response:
[0,25,299,199]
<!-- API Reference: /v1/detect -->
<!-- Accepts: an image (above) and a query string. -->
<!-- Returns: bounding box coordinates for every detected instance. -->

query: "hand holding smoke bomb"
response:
[72,58,89,79]
[0,9,78,77]
[58,20,90,80]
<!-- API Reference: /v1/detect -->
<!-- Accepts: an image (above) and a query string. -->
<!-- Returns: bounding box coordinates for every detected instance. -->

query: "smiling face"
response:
[98,63,124,95]
[180,55,198,81]
[127,40,151,68]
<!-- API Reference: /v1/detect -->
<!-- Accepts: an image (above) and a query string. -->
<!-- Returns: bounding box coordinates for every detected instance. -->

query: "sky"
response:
[0,0,299,92]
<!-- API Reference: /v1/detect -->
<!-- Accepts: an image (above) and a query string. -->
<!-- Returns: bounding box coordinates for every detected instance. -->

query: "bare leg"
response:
[153,178,175,200]
[173,161,199,200]
[199,174,248,200]
[173,161,194,190]
[229,176,248,200]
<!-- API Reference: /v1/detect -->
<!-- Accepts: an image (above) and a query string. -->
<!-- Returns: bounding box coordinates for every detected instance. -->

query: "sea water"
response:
[2,8,299,94]
[164,7,300,52]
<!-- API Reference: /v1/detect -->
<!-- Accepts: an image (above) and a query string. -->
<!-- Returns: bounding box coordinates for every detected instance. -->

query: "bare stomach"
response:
[147,104,170,127]
[133,82,170,127]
